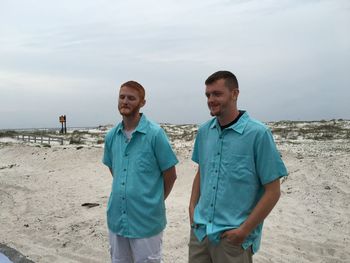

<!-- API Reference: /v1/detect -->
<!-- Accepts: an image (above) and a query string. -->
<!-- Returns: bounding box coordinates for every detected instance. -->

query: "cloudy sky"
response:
[0,0,349,129]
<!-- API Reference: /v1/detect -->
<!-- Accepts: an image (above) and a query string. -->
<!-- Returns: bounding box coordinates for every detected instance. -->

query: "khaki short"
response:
[188,230,253,263]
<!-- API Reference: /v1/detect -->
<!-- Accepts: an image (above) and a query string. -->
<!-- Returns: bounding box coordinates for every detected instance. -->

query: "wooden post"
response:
[64,115,67,134]
[59,115,67,134]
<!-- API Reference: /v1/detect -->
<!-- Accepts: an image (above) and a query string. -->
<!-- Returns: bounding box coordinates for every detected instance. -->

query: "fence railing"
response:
[16,135,64,145]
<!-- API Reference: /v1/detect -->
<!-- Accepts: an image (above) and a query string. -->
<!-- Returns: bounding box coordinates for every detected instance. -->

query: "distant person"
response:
[103,81,178,263]
[188,71,287,263]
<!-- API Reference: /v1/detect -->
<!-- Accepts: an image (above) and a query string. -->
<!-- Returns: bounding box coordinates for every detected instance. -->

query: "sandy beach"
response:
[0,121,349,262]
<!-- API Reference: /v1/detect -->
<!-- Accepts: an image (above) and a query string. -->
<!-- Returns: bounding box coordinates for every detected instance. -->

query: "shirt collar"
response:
[210,111,249,134]
[116,113,148,134]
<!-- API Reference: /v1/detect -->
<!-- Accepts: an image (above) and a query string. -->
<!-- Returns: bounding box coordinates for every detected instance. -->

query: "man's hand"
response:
[221,227,249,245]
[221,179,281,245]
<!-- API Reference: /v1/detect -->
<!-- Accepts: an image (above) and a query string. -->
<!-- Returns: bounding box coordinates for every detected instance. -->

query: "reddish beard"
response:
[118,104,142,117]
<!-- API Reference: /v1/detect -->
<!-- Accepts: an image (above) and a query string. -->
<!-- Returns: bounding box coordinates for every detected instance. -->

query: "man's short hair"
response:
[205,71,239,90]
[120,81,145,100]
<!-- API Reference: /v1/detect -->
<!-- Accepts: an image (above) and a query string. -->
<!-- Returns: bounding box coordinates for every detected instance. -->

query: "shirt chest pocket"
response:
[221,153,257,183]
[136,151,157,174]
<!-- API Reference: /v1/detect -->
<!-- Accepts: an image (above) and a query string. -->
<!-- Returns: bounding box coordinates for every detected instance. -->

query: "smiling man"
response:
[103,81,178,263]
[188,71,287,263]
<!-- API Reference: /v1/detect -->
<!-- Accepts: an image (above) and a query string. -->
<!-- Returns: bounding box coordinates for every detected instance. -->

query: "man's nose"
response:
[121,97,129,104]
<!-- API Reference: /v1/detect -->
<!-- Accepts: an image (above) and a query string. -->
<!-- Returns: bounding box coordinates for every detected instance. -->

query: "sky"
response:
[0,0,349,129]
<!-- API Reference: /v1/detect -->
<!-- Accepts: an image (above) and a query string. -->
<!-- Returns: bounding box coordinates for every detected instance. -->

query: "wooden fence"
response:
[16,135,64,145]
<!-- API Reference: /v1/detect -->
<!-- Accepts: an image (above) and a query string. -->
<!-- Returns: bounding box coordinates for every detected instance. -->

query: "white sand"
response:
[0,137,349,262]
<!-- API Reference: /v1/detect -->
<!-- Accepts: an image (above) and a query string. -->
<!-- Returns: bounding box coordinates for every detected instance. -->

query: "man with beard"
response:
[188,71,287,263]
[103,81,178,263]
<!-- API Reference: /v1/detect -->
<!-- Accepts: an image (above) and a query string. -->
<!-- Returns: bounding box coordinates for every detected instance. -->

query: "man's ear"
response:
[232,89,239,101]
[140,99,146,108]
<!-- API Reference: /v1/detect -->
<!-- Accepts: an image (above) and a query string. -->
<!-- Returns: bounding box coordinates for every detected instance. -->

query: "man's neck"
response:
[217,109,240,127]
[123,113,141,131]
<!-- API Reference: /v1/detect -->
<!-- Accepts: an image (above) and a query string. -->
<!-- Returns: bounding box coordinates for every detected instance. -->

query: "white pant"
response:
[109,231,163,263]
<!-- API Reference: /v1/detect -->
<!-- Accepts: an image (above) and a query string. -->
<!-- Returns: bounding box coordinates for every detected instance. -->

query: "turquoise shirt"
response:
[103,114,178,238]
[192,111,287,253]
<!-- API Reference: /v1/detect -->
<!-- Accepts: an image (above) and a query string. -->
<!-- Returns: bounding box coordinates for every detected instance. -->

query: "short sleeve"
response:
[154,129,179,171]
[102,133,112,168]
[191,131,200,164]
[255,129,288,185]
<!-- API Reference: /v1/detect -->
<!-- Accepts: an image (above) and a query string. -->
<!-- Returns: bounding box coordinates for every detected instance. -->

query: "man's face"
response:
[205,79,238,117]
[118,86,145,117]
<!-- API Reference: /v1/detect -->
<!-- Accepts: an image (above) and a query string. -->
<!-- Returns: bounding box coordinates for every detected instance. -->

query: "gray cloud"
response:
[0,0,349,128]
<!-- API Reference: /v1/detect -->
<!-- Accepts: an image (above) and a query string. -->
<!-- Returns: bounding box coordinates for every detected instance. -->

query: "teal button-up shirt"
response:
[192,112,287,253]
[103,114,178,238]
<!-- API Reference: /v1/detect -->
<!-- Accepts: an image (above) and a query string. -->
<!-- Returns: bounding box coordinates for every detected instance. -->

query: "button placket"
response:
[120,145,129,231]
[209,133,224,224]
